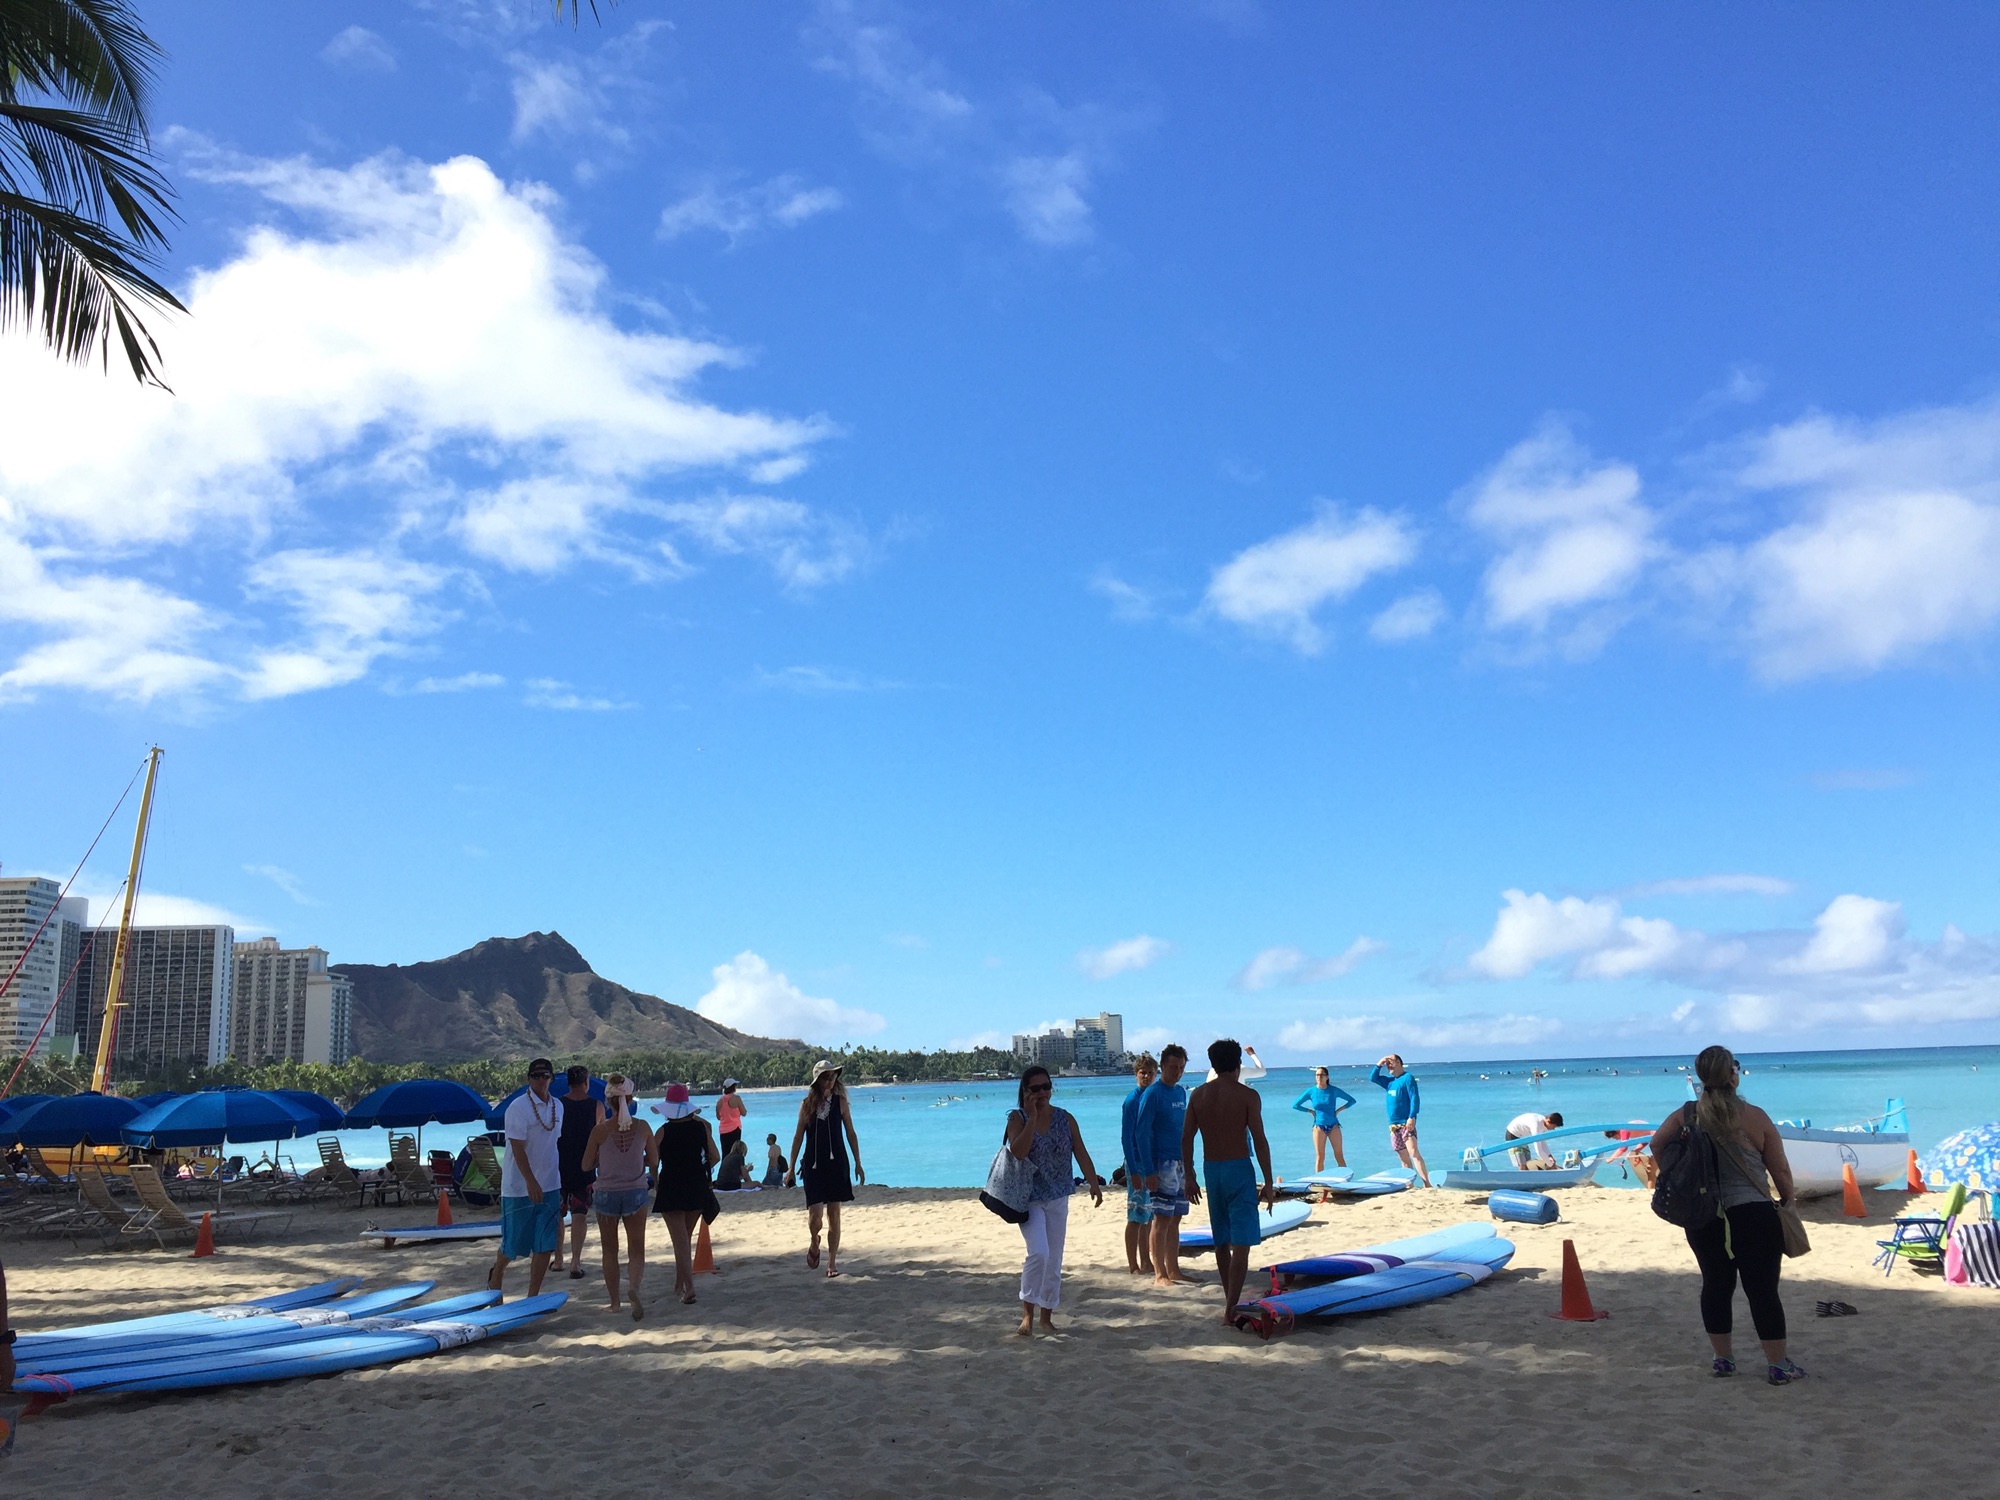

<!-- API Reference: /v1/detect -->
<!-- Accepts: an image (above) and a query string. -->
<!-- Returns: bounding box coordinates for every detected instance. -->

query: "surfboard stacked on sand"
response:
[1230,1220,1512,1339]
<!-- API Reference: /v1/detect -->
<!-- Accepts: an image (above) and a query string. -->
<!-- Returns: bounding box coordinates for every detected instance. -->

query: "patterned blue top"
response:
[1012,1107,1076,1203]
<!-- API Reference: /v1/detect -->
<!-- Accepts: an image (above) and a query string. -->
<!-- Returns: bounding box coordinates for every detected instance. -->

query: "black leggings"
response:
[1686,1201,1786,1343]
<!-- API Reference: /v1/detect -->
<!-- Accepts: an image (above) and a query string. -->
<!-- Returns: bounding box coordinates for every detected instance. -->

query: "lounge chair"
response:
[1875,1181,1969,1275]
[461,1137,504,1207]
[317,1137,399,1209]
[385,1135,437,1204]
[72,1163,161,1248]
[126,1163,291,1244]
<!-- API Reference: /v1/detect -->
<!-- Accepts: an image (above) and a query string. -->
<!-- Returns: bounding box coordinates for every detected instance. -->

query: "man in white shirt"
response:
[1505,1110,1563,1170]
[489,1057,564,1296]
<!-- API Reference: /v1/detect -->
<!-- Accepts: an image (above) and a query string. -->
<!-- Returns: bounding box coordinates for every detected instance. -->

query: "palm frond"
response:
[0,101,172,242]
[0,0,161,127]
[0,187,180,385]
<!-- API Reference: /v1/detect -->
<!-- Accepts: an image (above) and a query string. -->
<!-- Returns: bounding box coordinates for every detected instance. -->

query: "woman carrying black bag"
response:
[1005,1065,1104,1338]
[1649,1046,1807,1386]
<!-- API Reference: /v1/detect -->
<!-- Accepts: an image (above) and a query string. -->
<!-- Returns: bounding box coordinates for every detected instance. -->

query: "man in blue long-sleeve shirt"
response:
[1132,1044,1202,1286]
[1370,1053,1431,1186]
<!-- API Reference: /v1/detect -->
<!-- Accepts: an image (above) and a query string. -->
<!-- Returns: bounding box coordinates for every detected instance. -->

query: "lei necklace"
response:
[527,1090,559,1131]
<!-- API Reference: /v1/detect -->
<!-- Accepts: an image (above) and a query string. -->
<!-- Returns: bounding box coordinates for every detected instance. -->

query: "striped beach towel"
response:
[1951,1222,2000,1288]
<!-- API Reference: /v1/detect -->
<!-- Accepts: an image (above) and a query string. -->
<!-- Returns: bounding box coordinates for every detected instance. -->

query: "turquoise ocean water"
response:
[317,1045,2000,1185]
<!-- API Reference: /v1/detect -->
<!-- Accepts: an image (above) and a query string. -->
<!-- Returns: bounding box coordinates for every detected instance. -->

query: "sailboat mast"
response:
[90,746,163,1095]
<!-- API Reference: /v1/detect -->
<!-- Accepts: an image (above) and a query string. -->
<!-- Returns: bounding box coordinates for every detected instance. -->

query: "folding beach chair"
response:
[1875,1181,1969,1276]
[460,1137,504,1207]
[317,1136,396,1209]
[73,1162,159,1249]
[386,1135,437,1204]
[127,1163,292,1243]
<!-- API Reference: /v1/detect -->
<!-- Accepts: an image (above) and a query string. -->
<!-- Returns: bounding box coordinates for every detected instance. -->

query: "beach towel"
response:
[1951,1222,2000,1288]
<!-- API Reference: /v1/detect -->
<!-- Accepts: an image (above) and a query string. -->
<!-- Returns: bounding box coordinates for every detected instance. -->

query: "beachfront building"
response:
[1071,1023,1109,1068]
[0,878,89,1056]
[1011,1013,1125,1071]
[1079,1011,1123,1057]
[69,925,236,1070]
[230,938,354,1066]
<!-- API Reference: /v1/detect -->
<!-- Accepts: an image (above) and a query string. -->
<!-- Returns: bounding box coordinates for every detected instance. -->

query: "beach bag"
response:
[1953,1222,2000,1288]
[980,1114,1034,1224]
[1713,1133,1811,1259]
[1650,1104,1720,1230]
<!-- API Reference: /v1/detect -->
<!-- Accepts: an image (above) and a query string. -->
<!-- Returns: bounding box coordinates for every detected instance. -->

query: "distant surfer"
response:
[1370,1054,1431,1187]
[1133,1044,1204,1287]
[1505,1110,1564,1170]
[1182,1038,1278,1325]
[1293,1066,1357,1171]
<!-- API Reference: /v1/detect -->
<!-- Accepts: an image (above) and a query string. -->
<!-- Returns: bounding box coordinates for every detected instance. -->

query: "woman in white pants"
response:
[1006,1065,1104,1337]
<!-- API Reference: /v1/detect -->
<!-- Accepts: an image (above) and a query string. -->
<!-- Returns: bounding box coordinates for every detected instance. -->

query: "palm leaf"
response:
[0,187,177,384]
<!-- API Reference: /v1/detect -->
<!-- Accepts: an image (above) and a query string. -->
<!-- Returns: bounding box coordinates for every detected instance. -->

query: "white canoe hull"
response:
[1777,1128,1909,1198]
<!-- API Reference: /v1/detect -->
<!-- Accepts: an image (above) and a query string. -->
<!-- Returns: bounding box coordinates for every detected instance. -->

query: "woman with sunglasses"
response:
[1005,1065,1105,1337]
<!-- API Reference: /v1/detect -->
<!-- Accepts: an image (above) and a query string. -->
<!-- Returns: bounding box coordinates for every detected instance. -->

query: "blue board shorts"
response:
[1125,1175,1152,1225]
[501,1193,562,1258]
[1203,1158,1264,1247]
[1149,1159,1189,1219]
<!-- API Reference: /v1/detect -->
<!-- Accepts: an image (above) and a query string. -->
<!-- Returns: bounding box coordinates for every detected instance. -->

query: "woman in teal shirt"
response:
[1292,1067,1357,1172]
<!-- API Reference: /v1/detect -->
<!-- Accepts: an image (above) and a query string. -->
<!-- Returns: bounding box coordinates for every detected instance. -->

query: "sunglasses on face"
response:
[529,1072,552,1081]
[1028,1083,1053,1095]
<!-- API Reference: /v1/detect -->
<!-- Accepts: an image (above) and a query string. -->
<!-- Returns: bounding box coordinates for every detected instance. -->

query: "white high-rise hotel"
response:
[231,938,353,1066]
[0,877,88,1056]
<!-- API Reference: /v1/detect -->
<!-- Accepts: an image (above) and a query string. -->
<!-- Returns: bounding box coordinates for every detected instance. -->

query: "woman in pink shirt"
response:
[715,1079,747,1158]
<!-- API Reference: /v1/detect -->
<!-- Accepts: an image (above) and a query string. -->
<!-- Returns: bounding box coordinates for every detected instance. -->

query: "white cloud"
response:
[1467,890,1623,979]
[1235,937,1384,991]
[323,26,396,72]
[58,880,263,934]
[1078,934,1171,980]
[1090,571,1159,622]
[693,950,885,1042]
[659,176,845,244]
[1627,874,1794,898]
[1204,504,1417,653]
[1279,1011,1563,1057]
[508,56,624,149]
[1123,1024,1180,1056]
[1003,153,1094,246]
[523,677,630,712]
[412,671,505,693]
[1369,589,1447,643]
[244,864,318,906]
[1464,422,1654,638]
[755,665,898,694]
[1779,894,1902,974]
[0,149,843,704]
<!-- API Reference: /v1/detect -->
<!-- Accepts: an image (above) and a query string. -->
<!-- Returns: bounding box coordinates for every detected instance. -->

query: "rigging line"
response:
[0,882,127,1100]
[0,754,148,1098]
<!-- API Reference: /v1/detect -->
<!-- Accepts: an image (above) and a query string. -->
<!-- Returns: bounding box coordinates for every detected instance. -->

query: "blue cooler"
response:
[1487,1188,1559,1225]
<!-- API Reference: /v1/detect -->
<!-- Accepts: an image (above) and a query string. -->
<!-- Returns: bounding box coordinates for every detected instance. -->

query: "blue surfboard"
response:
[1318,1169,1416,1197]
[14,1292,503,1393]
[14,1285,451,1377]
[359,1220,504,1246]
[1180,1200,1312,1251]
[14,1294,569,1399]
[1267,1220,1496,1278]
[14,1277,364,1362]
[1233,1238,1514,1338]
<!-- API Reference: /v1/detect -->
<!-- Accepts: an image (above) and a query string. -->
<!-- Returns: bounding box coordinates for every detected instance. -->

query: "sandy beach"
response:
[5,1181,1992,1498]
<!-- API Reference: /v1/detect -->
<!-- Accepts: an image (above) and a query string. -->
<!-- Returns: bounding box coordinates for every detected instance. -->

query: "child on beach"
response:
[763,1132,787,1187]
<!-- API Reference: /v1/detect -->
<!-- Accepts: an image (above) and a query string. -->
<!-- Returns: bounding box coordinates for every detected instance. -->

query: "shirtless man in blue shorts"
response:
[1183,1038,1277,1324]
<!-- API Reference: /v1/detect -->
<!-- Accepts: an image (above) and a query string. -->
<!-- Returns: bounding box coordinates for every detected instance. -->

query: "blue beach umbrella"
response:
[344,1079,491,1130]
[0,1093,55,1124]
[1921,1122,2000,1189]
[129,1090,183,1110]
[3,1092,145,1148]
[120,1089,320,1150]
[486,1075,604,1130]
[272,1089,347,1133]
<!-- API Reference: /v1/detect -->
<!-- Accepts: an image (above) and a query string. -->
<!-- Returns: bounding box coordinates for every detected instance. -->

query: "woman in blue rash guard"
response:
[1292,1066,1356,1172]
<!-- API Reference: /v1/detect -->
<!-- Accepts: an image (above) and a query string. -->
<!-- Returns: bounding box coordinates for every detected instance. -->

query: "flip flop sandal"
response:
[568,1268,586,1279]
[807,1246,820,1269]
[1815,1300,1859,1317]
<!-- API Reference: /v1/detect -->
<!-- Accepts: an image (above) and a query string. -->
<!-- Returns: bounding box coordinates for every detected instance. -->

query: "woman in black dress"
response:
[786,1059,864,1278]
[652,1083,721,1304]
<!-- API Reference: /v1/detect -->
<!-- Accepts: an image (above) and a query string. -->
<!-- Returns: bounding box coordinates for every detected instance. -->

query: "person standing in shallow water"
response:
[1120,1053,1158,1276]
[581,1074,656,1319]
[555,1065,604,1279]
[789,1059,864,1277]
[1006,1065,1104,1336]
[1651,1045,1807,1385]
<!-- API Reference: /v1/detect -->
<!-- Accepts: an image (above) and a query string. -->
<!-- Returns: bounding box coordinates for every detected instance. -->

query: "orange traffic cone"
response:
[1546,1239,1608,1321]
[437,1191,454,1227]
[192,1211,216,1258]
[692,1219,718,1275]
[1842,1162,1867,1218]
[1905,1150,1927,1194]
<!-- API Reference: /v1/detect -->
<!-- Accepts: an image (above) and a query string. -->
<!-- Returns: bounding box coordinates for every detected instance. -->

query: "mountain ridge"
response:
[339,931,803,1063]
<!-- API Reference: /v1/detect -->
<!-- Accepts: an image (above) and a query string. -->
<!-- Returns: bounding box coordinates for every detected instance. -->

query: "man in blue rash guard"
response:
[1370,1053,1431,1186]
[1133,1044,1203,1287]
[1119,1052,1159,1276]
[1293,1065,1357,1172]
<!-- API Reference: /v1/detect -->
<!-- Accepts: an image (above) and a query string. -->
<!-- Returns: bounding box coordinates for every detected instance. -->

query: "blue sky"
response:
[5,3,2000,1060]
